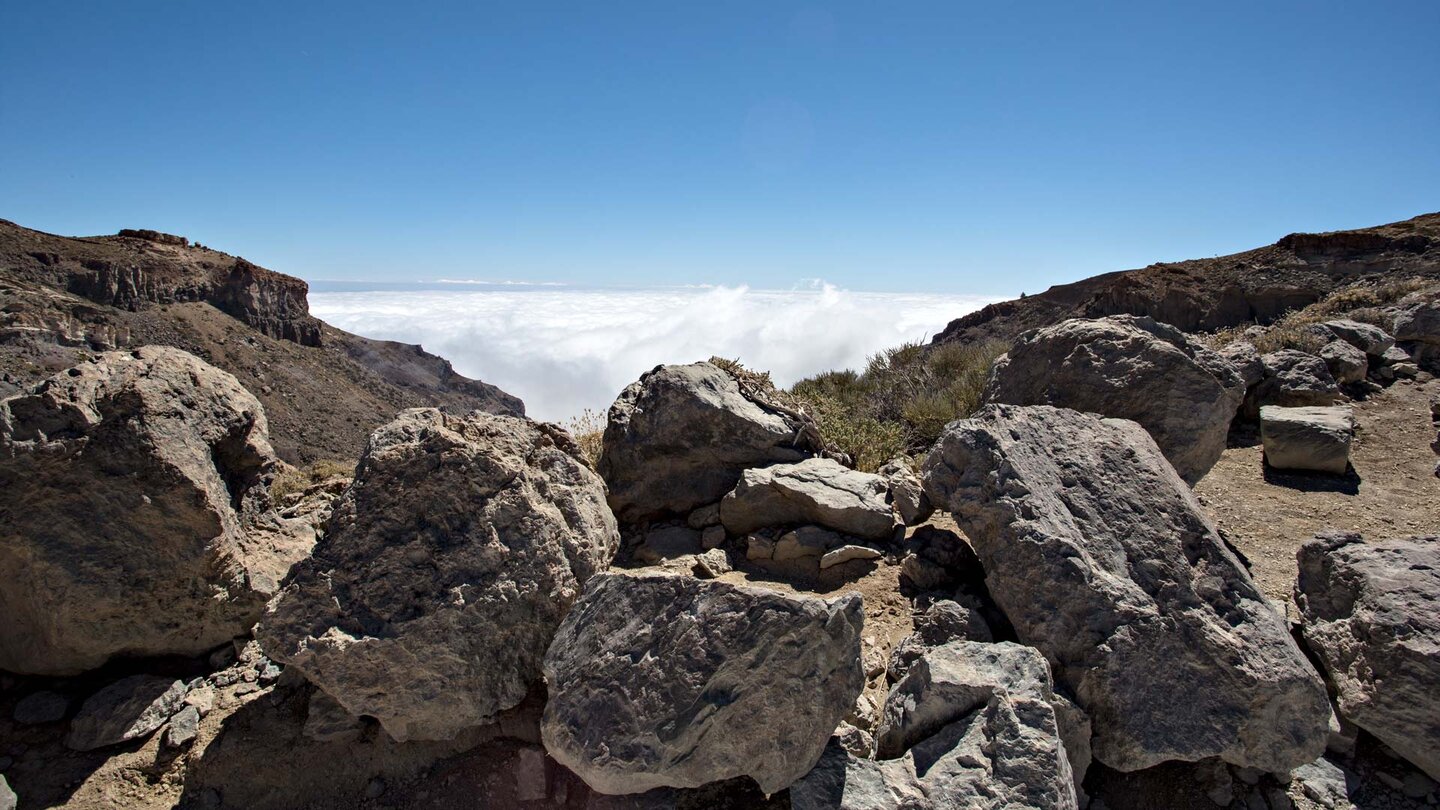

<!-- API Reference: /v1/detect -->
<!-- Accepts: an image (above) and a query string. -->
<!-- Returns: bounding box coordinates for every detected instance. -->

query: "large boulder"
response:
[1260,405,1355,474]
[1319,340,1367,385]
[0,346,313,675]
[878,457,933,526]
[1317,319,1394,358]
[720,457,899,541]
[794,641,1078,810]
[1220,340,1265,389]
[922,404,1331,772]
[1247,350,1341,417]
[1391,287,1440,364]
[598,362,823,522]
[1295,531,1440,780]
[982,315,1245,484]
[258,408,619,742]
[541,571,864,795]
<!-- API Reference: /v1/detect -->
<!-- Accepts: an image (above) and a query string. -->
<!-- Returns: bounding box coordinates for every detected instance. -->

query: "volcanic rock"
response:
[720,458,899,541]
[982,315,1245,483]
[922,404,1331,772]
[66,675,187,751]
[258,408,619,742]
[0,346,314,675]
[1295,531,1440,780]
[541,571,864,795]
[1261,405,1355,474]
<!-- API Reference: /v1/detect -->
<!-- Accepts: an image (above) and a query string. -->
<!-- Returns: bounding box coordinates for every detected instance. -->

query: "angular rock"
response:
[541,571,864,795]
[878,458,933,526]
[598,362,822,523]
[686,503,721,530]
[983,315,1246,483]
[0,776,13,810]
[1260,405,1355,474]
[720,458,899,540]
[745,534,776,561]
[258,408,620,742]
[164,705,201,748]
[887,598,993,684]
[1288,757,1358,810]
[1295,532,1440,780]
[0,346,315,675]
[1221,340,1265,389]
[796,641,1077,810]
[775,526,836,561]
[691,548,732,579]
[833,722,874,758]
[1319,340,1367,385]
[922,404,1331,772]
[66,675,187,751]
[1318,319,1394,357]
[13,691,68,725]
[700,525,726,550]
[1249,350,1341,416]
[820,545,883,570]
[1392,287,1440,360]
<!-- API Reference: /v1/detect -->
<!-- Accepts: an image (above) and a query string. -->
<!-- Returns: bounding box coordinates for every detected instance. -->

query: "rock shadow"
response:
[1261,463,1362,494]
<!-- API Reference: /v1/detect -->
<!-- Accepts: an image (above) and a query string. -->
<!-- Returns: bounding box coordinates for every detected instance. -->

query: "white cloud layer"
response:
[310,285,998,423]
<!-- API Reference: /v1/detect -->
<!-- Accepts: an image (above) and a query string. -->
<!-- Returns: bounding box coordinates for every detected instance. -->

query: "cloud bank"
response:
[310,285,998,423]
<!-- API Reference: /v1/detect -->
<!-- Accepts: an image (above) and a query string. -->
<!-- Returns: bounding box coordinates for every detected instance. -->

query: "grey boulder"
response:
[1319,340,1367,385]
[1261,405,1355,474]
[1221,340,1265,389]
[794,641,1078,810]
[878,458,933,526]
[922,404,1331,772]
[982,315,1245,484]
[541,571,864,795]
[1295,531,1440,780]
[0,346,317,675]
[1318,319,1394,357]
[886,598,993,683]
[66,675,187,751]
[598,362,823,522]
[720,458,899,541]
[1248,350,1341,417]
[1392,287,1440,362]
[259,408,619,742]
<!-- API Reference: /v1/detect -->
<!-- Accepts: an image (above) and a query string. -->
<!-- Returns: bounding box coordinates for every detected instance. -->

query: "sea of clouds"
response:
[309,284,998,423]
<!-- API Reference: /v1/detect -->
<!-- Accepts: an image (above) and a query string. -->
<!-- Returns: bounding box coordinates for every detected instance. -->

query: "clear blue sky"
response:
[2,2,1436,295]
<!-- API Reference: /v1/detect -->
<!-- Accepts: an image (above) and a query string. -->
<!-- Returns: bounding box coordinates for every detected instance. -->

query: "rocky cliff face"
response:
[0,219,523,462]
[936,212,1440,346]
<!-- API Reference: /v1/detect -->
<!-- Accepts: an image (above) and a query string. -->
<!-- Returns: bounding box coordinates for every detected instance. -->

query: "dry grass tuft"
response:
[270,458,354,501]
[561,408,607,468]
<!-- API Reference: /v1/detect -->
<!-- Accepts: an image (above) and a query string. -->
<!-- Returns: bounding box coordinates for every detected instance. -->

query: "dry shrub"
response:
[561,408,607,468]
[271,458,354,501]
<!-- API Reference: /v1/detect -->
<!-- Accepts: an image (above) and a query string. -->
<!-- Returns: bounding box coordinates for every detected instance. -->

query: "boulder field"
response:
[2,304,1438,809]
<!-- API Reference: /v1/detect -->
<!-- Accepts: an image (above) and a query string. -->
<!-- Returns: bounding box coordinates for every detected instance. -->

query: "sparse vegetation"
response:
[789,339,1009,471]
[1205,276,1434,353]
[563,408,607,467]
[270,458,354,501]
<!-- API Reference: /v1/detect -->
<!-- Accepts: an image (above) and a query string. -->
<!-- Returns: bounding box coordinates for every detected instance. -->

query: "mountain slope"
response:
[0,220,522,463]
[936,212,1440,346]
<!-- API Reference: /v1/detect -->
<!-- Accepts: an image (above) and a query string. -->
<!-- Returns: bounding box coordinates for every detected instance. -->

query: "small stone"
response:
[516,747,548,802]
[164,706,201,748]
[257,661,282,683]
[819,544,882,570]
[365,777,386,799]
[13,691,68,725]
[1404,772,1438,799]
[834,721,874,758]
[1377,771,1405,792]
[774,528,831,561]
[700,525,726,550]
[233,682,260,697]
[0,776,15,810]
[691,548,732,579]
[687,503,721,530]
[183,684,216,717]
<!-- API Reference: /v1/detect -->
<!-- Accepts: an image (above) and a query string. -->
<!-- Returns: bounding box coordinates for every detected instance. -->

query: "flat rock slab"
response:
[542,571,864,796]
[1261,405,1355,474]
[66,675,186,751]
[922,404,1331,772]
[720,457,898,540]
[1295,531,1440,780]
[259,408,620,742]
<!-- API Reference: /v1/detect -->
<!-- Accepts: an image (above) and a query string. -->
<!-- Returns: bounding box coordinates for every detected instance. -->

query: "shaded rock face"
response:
[1319,340,1367,385]
[1260,405,1355,474]
[541,572,864,796]
[720,458,899,541]
[1392,287,1440,364]
[982,315,1245,484]
[259,408,619,742]
[922,404,1331,772]
[794,641,1078,810]
[1248,350,1341,417]
[598,362,822,523]
[1221,340,1265,389]
[65,675,187,751]
[0,346,313,675]
[1295,532,1440,780]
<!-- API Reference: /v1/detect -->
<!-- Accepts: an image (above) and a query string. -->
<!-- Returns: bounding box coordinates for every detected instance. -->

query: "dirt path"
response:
[1195,377,1440,603]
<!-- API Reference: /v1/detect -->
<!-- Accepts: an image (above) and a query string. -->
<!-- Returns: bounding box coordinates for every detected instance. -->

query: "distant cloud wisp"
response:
[310,284,998,422]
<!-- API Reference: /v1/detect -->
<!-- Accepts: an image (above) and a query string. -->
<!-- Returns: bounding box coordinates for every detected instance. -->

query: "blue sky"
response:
[2,2,1436,295]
